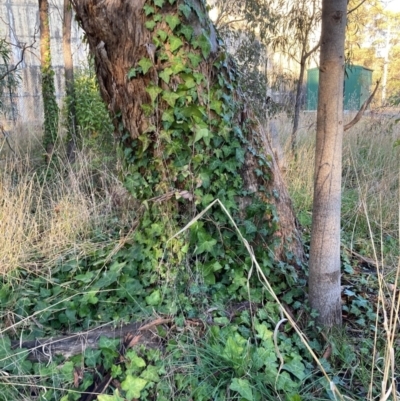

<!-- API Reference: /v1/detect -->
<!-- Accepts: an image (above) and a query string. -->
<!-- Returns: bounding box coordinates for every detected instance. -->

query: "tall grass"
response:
[281,112,399,250]
[0,121,135,274]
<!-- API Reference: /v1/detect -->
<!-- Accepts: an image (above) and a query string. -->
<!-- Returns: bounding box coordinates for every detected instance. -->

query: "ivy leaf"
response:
[255,323,273,341]
[159,68,172,84]
[146,85,162,102]
[121,375,147,399]
[154,0,165,7]
[169,36,184,53]
[162,109,174,123]
[229,378,254,401]
[145,20,156,31]
[188,53,202,68]
[283,357,306,381]
[127,67,138,79]
[141,365,160,382]
[157,29,168,42]
[194,127,211,146]
[243,220,257,235]
[98,390,124,401]
[143,5,155,16]
[178,3,191,18]
[193,33,211,58]
[126,350,147,369]
[170,58,186,74]
[162,91,180,107]
[145,289,161,306]
[138,57,153,75]
[169,0,176,3]
[166,14,180,31]
[179,25,193,41]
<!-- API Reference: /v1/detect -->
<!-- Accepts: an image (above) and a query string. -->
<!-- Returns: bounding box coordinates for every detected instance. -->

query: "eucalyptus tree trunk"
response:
[63,0,78,162]
[309,0,347,327]
[71,0,303,266]
[39,0,59,161]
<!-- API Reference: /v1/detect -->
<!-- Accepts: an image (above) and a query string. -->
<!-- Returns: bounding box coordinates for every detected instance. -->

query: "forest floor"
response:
[0,111,399,401]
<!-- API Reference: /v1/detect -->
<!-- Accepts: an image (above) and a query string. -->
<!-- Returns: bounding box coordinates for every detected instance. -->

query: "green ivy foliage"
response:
[0,39,20,118]
[0,1,309,400]
[70,66,115,155]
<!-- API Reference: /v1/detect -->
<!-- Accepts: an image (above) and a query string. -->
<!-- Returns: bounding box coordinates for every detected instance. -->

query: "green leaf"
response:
[193,33,211,58]
[138,57,153,74]
[178,3,191,18]
[121,375,147,399]
[179,25,193,41]
[162,109,174,123]
[159,68,172,84]
[146,85,162,102]
[126,350,147,369]
[166,14,180,31]
[145,20,156,30]
[196,239,217,254]
[127,67,138,79]
[169,36,183,53]
[194,127,210,145]
[170,58,186,74]
[98,390,124,401]
[162,91,180,107]
[146,289,161,306]
[99,336,120,351]
[255,323,273,341]
[187,53,202,68]
[229,378,254,401]
[243,220,257,235]
[169,0,176,3]
[141,365,160,382]
[143,5,155,16]
[154,0,165,7]
[283,358,306,381]
[157,29,168,42]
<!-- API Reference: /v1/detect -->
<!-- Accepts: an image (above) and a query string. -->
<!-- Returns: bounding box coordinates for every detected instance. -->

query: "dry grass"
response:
[278,111,400,249]
[0,122,136,274]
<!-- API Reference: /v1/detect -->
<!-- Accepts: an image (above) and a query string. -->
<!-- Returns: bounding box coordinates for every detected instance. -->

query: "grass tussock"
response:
[0,123,136,274]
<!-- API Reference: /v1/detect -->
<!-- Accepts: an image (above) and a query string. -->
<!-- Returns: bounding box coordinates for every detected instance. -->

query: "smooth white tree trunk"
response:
[309,0,347,327]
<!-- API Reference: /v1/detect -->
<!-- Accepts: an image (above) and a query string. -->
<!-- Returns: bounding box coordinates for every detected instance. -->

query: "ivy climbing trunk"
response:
[39,0,59,161]
[308,0,347,327]
[63,0,78,162]
[71,0,303,271]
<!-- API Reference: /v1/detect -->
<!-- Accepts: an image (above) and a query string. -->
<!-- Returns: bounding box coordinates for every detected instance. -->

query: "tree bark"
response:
[39,0,59,161]
[70,0,303,263]
[308,0,347,327]
[63,0,78,162]
[11,319,166,362]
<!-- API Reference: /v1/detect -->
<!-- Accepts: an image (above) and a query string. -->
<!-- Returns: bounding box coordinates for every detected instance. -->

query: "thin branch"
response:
[347,0,368,15]
[0,44,28,81]
[0,124,16,155]
[344,79,380,132]
[304,38,321,60]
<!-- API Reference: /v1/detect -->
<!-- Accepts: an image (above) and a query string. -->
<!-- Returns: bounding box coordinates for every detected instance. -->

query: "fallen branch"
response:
[344,79,380,132]
[11,318,171,362]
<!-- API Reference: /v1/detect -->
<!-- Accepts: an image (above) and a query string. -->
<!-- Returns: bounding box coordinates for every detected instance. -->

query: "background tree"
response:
[308,0,347,327]
[63,0,78,162]
[346,0,400,105]
[39,0,59,161]
[210,0,321,150]
[71,0,303,283]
